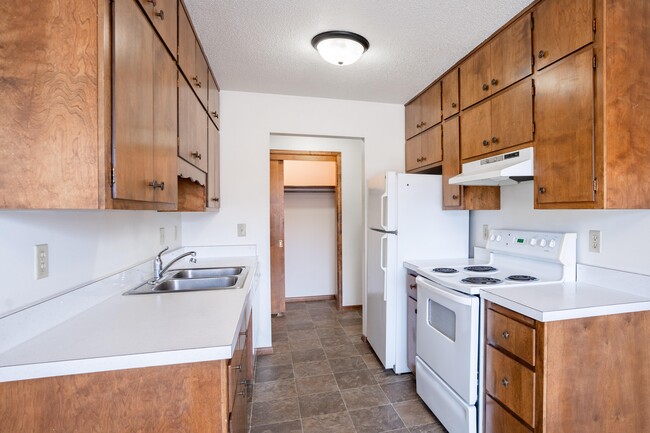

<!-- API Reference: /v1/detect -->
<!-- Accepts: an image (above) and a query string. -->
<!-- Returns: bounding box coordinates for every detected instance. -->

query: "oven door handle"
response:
[380,234,388,301]
[380,193,388,230]
[417,277,475,307]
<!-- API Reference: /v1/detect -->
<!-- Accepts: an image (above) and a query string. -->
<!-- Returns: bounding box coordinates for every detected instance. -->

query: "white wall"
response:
[271,134,364,306]
[0,211,181,317]
[470,182,650,275]
[284,192,337,298]
[181,91,404,349]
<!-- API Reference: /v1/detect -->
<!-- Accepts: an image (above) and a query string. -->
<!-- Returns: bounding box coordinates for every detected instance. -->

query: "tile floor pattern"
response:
[251,300,448,433]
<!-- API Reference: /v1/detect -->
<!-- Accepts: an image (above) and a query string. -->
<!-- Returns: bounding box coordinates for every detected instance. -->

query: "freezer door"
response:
[368,172,397,231]
[366,229,397,369]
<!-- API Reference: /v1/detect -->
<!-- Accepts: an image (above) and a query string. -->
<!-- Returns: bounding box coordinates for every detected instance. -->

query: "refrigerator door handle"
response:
[380,193,388,230]
[380,234,388,301]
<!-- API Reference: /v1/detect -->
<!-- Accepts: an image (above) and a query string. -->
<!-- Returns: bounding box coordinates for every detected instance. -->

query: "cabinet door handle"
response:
[539,187,547,194]
[233,364,242,370]
[192,76,202,88]
[416,157,422,163]
[538,50,546,59]
[409,284,416,290]
[502,330,510,340]
[451,102,457,108]
[154,9,164,20]
[211,197,219,202]
[211,110,219,118]
[501,377,509,388]
[452,194,459,200]
[491,78,498,86]
[482,83,489,91]
[421,156,427,162]
[482,139,489,146]
[416,122,422,128]
[491,136,499,144]
[191,151,202,160]
[148,180,165,190]
[420,121,427,127]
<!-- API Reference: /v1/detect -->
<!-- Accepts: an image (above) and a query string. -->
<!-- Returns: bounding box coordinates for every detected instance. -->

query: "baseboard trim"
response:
[286,295,336,303]
[255,346,274,356]
[340,304,362,312]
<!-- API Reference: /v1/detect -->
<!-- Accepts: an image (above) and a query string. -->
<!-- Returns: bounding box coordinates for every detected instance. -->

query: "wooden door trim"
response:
[270,150,343,310]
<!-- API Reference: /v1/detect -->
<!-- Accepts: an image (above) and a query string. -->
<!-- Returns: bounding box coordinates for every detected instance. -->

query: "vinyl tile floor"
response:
[250,300,448,433]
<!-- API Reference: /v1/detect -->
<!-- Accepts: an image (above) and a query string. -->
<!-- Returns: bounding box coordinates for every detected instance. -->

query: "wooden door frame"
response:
[270,150,343,310]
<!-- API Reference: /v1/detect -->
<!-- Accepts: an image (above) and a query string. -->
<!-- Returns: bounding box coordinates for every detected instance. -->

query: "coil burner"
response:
[461,277,502,285]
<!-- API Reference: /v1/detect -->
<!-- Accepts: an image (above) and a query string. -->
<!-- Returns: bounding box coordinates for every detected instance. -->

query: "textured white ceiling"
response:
[185,0,535,104]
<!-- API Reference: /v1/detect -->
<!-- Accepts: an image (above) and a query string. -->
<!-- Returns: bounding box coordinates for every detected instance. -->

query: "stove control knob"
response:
[490,234,496,241]
[530,238,537,246]
[539,239,547,247]
[496,235,502,242]
[549,239,556,248]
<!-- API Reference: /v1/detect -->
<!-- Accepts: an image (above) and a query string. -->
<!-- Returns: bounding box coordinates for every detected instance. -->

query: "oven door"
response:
[416,276,479,405]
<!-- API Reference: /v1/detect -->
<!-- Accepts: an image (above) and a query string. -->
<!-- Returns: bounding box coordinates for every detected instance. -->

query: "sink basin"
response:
[169,267,243,279]
[124,266,248,295]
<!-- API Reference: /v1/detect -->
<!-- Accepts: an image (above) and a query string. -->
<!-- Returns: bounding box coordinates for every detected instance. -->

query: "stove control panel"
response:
[487,229,577,263]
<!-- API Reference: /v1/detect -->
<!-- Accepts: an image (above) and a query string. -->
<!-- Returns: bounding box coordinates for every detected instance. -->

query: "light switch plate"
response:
[237,223,246,237]
[483,225,490,241]
[589,230,601,253]
[159,227,165,246]
[35,244,49,280]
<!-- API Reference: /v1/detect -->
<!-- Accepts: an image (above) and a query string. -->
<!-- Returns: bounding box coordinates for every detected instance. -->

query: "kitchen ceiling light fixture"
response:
[311,31,369,66]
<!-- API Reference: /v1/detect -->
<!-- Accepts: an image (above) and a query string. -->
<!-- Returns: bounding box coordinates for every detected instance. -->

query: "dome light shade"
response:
[311,31,369,66]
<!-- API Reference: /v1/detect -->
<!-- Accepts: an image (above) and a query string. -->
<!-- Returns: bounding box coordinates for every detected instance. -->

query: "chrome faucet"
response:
[152,247,197,282]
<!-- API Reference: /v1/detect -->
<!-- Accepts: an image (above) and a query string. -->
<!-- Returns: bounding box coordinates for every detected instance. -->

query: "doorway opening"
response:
[270,150,342,313]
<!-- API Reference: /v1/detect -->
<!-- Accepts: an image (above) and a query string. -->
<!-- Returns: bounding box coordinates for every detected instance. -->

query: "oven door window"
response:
[428,299,456,341]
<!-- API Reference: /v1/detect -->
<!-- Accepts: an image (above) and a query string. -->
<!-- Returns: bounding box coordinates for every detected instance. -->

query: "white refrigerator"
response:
[366,172,469,374]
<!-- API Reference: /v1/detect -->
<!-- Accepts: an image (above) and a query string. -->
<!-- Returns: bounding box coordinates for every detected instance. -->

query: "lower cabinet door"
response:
[485,395,532,433]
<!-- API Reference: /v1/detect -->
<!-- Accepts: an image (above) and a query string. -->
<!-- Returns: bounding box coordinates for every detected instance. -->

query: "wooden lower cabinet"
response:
[484,302,650,433]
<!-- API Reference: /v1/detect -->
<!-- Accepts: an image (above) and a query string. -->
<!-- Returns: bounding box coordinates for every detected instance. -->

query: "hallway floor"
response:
[251,300,448,433]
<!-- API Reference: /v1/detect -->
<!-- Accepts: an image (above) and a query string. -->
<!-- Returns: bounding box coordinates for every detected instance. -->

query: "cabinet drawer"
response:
[486,395,532,433]
[487,308,535,366]
[485,345,535,427]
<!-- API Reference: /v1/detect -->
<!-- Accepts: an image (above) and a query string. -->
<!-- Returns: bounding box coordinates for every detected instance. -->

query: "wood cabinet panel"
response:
[441,69,460,119]
[442,118,462,208]
[138,0,177,57]
[207,119,221,208]
[208,73,220,129]
[178,4,195,83]
[534,0,593,70]
[421,124,443,167]
[486,345,535,427]
[535,48,595,206]
[405,99,420,140]
[419,83,442,130]
[490,79,534,153]
[487,308,535,366]
[405,135,421,172]
[490,14,532,94]
[113,0,155,202]
[179,76,208,172]
[460,100,491,160]
[486,395,532,433]
[0,0,100,209]
[460,44,491,109]
[194,42,209,108]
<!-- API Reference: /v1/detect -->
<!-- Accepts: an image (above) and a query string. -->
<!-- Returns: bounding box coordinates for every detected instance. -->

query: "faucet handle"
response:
[156,247,169,261]
[190,257,197,263]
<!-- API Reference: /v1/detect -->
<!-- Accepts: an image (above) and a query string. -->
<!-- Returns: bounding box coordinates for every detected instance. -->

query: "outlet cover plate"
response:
[35,244,49,280]
[589,230,601,253]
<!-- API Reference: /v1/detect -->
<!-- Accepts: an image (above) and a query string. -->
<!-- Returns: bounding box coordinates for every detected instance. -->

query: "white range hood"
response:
[449,147,534,186]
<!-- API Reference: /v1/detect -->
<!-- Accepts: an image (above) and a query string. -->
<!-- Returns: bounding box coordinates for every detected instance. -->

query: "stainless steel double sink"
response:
[124,266,248,295]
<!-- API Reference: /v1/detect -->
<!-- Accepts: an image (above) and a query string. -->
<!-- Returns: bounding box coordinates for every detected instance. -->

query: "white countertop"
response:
[481,282,650,322]
[0,250,257,382]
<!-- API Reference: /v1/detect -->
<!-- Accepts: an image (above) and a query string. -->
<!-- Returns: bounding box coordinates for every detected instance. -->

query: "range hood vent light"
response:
[449,147,534,186]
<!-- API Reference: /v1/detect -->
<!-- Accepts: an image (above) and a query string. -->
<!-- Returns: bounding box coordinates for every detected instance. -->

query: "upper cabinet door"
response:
[460,44,491,109]
[208,73,220,129]
[138,0,177,58]
[405,99,421,140]
[441,69,460,119]
[490,79,534,153]
[207,120,221,208]
[177,5,195,83]
[194,42,209,108]
[490,14,532,95]
[113,0,154,202]
[534,0,594,71]
[419,83,442,130]
[460,100,491,160]
[442,118,462,208]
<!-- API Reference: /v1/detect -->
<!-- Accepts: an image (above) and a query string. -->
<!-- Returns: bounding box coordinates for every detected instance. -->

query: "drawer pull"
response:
[452,194,459,200]
[539,187,547,194]
[501,377,509,388]
[502,330,510,340]
[191,151,202,160]
[409,284,416,290]
[154,9,164,20]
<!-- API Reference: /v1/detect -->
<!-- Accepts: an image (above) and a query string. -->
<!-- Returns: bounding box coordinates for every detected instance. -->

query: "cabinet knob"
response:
[482,83,489,91]
[501,377,509,388]
[237,390,246,396]
[452,194,459,200]
[148,180,165,190]
[233,364,242,370]
[211,197,219,202]
[420,121,427,127]
[192,76,202,88]
[502,330,510,340]
[491,136,499,144]
[539,187,547,194]
[191,151,202,160]
[421,156,427,162]
[482,139,489,146]
[211,111,219,118]
[538,50,545,59]
[154,9,164,20]
[451,102,457,108]
[491,78,498,86]
[409,284,416,290]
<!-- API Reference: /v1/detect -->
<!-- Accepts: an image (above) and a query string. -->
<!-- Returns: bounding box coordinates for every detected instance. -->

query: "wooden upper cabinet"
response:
[194,43,209,108]
[460,100,491,160]
[441,69,460,119]
[534,0,594,71]
[207,120,221,209]
[179,76,209,173]
[208,73,220,129]
[177,5,195,83]
[461,14,532,109]
[405,83,441,139]
[137,0,177,58]
[442,118,462,208]
[405,135,422,172]
[405,125,442,172]
[535,48,595,207]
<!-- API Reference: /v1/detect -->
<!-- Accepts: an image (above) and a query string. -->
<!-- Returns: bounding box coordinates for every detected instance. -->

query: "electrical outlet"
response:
[589,230,601,253]
[237,223,246,237]
[35,244,49,280]
[159,227,165,246]
[483,225,490,241]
